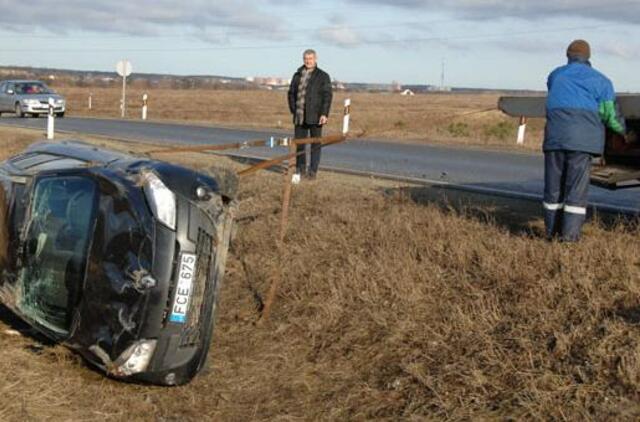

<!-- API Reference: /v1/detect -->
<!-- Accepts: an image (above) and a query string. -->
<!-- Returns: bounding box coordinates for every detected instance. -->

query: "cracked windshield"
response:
[18,176,96,333]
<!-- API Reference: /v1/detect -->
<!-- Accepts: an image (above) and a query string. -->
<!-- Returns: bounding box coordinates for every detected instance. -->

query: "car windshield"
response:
[18,176,97,334]
[14,82,53,95]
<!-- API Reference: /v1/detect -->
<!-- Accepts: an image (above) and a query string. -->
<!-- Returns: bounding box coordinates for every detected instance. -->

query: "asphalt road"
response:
[1,115,639,214]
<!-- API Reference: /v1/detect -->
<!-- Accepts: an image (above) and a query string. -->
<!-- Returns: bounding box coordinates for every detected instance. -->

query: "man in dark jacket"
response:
[543,40,628,241]
[288,49,333,179]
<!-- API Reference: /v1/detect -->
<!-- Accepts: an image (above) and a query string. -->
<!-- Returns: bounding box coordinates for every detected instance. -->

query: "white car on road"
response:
[0,80,66,118]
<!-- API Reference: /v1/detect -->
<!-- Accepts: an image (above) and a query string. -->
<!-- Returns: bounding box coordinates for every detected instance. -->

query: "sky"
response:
[0,0,638,91]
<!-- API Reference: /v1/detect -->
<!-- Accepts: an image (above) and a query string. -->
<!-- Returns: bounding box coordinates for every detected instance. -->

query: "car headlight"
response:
[55,99,65,104]
[143,171,177,230]
[116,340,157,376]
[22,99,40,105]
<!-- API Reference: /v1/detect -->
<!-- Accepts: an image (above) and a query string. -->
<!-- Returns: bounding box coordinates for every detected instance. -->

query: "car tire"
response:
[56,112,65,118]
[14,103,24,118]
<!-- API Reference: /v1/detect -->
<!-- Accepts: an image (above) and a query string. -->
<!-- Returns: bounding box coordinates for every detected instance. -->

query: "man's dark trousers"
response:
[295,124,323,175]
[543,150,591,242]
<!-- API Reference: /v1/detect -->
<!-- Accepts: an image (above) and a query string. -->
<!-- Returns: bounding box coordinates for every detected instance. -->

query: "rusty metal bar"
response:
[237,134,346,177]
[146,138,282,154]
[259,260,283,324]
[258,100,355,323]
[260,142,297,323]
[279,141,297,243]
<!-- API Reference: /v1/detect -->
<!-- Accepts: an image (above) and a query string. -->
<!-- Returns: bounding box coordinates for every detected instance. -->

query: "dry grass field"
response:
[1,127,639,420]
[56,86,546,151]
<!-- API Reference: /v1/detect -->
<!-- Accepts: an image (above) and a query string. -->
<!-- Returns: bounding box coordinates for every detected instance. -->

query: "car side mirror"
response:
[6,90,14,95]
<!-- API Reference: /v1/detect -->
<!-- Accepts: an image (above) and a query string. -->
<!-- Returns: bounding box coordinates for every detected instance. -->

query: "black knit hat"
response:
[567,40,591,60]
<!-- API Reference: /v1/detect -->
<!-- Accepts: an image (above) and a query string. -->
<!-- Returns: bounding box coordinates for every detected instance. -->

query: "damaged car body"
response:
[0,141,236,385]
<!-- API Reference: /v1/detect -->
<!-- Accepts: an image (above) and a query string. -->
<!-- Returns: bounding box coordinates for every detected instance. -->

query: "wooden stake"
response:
[259,141,297,323]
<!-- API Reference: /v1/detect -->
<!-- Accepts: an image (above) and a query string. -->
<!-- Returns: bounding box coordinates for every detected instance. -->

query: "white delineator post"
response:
[517,116,527,145]
[121,72,127,118]
[47,97,55,140]
[343,98,351,135]
[88,93,93,110]
[142,93,148,120]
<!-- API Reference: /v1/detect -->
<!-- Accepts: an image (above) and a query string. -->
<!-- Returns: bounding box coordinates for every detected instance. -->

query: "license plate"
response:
[169,253,197,324]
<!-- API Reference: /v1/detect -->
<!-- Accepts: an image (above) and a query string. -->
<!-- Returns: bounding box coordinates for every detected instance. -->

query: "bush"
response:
[394,120,406,129]
[447,122,471,138]
[484,121,516,141]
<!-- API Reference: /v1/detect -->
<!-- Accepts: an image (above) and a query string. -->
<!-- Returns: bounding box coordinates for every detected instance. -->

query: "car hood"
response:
[17,94,64,102]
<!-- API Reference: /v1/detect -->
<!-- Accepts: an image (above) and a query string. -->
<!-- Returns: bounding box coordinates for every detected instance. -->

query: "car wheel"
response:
[56,112,65,118]
[14,103,24,118]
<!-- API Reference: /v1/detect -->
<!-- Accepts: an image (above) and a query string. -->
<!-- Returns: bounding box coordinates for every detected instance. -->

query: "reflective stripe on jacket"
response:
[544,59,625,155]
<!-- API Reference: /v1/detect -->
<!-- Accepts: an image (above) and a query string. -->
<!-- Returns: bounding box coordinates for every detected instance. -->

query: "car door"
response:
[1,83,15,112]
[0,83,6,111]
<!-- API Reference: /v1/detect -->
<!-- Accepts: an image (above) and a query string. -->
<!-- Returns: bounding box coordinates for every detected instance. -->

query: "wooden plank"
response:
[499,95,640,119]
[591,165,640,188]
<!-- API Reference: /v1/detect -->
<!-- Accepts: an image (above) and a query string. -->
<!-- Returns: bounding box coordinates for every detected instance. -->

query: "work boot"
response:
[543,208,563,240]
[561,210,586,242]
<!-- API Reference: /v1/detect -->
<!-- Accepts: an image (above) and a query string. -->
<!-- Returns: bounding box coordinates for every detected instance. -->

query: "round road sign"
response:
[116,60,133,77]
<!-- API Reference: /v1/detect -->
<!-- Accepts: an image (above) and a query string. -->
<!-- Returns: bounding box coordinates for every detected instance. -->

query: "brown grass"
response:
[1,127,639,420]
[57,86,546,151]
[0,184,7,269]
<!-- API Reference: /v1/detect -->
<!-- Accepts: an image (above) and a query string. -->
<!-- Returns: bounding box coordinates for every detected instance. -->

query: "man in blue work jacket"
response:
[543,40,628,242]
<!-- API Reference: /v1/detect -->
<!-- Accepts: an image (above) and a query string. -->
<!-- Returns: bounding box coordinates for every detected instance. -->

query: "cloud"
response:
[0,0,288,41]
[600,43,640,60]
[317,24,363,48]
[345,0,640,25]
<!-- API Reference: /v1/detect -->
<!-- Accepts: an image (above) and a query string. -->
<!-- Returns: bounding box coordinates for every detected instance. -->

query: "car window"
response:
[15,82,52,95]
[18,176,97,334]
[5,83,13,94]
[11,153,61,170]
[11,153,87,173]
[29,158,87,173]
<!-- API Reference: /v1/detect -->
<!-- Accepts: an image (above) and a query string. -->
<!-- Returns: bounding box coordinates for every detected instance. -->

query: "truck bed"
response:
[498,95,640,190]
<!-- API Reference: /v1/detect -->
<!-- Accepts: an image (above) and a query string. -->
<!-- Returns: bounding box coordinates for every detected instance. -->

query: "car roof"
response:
[1,80,47,84]
[24,140,135,165]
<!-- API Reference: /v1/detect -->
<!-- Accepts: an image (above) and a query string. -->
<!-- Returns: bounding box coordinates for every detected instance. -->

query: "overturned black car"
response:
[0,141,236,385]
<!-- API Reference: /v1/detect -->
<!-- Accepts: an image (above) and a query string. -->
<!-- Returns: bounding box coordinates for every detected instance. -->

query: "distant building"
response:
[427,85,452,92]
[250,76,291,88]
[333,81,346,91]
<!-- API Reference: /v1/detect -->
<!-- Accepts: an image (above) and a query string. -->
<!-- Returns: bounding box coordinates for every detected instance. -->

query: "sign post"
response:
[116,60,133,118]
[517,116,527,145]
[47,97,55,140]
[343,98,351,135]
[142,93,148,120]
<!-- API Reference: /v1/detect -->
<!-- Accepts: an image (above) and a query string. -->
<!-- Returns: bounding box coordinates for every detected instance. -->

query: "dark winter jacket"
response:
[544,58,625,155]
[288,66,333,126]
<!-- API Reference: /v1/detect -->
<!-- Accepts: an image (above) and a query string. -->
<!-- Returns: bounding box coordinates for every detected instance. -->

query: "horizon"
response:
[0,64,552,92]
[0,1,638,91]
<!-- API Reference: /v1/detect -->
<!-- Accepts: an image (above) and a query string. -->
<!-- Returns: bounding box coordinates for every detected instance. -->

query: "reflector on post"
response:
[142,93,148,120]
[343,98,351,135]
[47,97,55,140]
[517,116,527,145]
